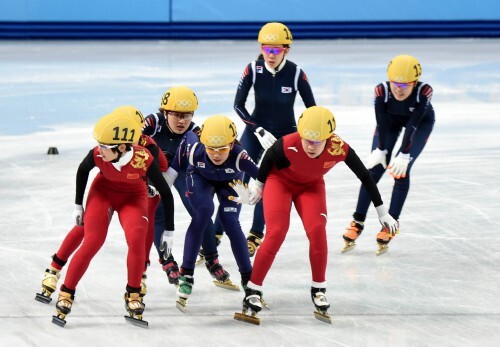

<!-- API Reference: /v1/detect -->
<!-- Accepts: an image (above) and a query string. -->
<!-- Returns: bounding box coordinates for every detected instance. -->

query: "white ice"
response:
[1,39,499,347]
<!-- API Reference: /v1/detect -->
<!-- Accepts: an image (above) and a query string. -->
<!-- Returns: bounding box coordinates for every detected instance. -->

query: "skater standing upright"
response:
[235,106,398,325]
[50,109,175,327]
[232,22,316,256]
[342,54,435,255]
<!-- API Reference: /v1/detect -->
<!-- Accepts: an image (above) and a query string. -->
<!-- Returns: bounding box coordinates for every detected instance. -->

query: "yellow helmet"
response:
[200,115,237,147]
[93,110,142,145]
[112,105,145,127]
[387,55,422,83]
[258,22,293,45]
[298,106,336,141]
[159,86,198,112]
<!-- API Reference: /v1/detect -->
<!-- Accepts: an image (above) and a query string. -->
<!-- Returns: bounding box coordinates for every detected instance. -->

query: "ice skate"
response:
[375,226,397,256]
[124,291,148,328]
[52,290,74,327]
[35,267,60,304]
[234,287,262,325]
[311,287,331,324]
[206,258,239,291]
[195,247,205,266]
[176,275,194,313]
[139,271,147,303]
[247,231,263,257]
[341,221,364,253]
[162,257,180,286]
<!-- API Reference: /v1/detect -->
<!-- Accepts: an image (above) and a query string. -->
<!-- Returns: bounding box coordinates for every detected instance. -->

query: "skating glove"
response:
[366,148,388,169]
[254,127,277,150]
[160,230,174,260]
[162,167,178,188]
[147,184,159,198]
[375,205,399,235]
[249,180,264,205]
[388,152,411,179]
[73,204,84,226]
[228,179,250,204]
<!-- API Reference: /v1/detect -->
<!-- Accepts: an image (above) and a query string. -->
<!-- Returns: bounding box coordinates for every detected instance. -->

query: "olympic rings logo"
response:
[302,129,321,140]
[261,34,279,42]
[176,100,193,109]
[207,135,226,146]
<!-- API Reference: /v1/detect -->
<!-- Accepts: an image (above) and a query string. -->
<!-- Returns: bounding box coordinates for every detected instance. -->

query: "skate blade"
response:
[176,298,188,313]
[376,245,389,256]
[314,310,332,324]
[124,315,149,328]
[52,315,67,327]
[213,280,240,291]
[341,243,356,254]
[260,298,270,310]
[195,256,205,266]
[234,312,260,325]
[35,293,52,304]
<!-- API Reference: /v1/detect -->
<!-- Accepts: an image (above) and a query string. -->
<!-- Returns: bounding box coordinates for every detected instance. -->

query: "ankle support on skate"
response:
[343,220,364,242]
[376,227,392,244]
[162,258,180,284]
[205,258,229,282]
[247,231,263,256]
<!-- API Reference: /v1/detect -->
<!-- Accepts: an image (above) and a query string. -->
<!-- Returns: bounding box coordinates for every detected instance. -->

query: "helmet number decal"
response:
[327,119,335,133]
[413,64,422,78]
[229,123,236,137]
[162,92,170,106]
[283,27,291,41]
[112,126,136,142]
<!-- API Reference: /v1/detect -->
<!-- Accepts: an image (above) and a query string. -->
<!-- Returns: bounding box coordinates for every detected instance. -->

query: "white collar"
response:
[264,58,287,75]
[112,147,134,171]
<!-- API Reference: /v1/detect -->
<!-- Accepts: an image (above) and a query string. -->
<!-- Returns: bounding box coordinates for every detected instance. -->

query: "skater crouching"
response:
[235,106,398,324]
[50,108,175,327]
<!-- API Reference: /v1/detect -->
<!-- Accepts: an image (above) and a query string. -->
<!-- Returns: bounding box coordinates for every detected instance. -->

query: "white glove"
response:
[162,167,178,188]
[366,148,388,169]
[254,127,277,150]
[249,180,264,205]
[388,152,411,179]
[375,205,399,236]
[147,184,159,198]
[228,180,250,204]
[73,204,84,226]
[160,230,174,260]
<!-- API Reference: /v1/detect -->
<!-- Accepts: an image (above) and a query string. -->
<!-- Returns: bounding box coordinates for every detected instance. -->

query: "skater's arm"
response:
[344,147,383,207]
[256,138,289,183]
[75,149,95,205]
[147,161,175,231]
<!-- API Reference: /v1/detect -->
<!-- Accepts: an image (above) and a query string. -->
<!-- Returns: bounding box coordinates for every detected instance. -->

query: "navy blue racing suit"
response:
[354,81,435,222]
[233,58,316,235]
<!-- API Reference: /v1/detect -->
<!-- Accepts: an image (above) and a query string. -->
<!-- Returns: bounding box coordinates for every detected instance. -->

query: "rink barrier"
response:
[1,20,500,39]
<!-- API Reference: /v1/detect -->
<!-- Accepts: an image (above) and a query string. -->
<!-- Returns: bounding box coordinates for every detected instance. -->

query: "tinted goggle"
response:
[261,46,286,55]
[205,145,231,155]
[166,111,194,121]
[303,139,324,146]
[390,80,416,89]
[98,143,119,149]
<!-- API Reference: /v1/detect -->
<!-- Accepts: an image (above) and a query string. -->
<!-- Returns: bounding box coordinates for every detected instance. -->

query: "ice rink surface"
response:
[1,38,499,346]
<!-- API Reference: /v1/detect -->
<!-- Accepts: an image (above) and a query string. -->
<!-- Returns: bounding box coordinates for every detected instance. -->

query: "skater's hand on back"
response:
[160,230,174,260]
[254,127,277,150]
[249,180,264,205]
[228,180,250,204]
[73,204,84,226]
